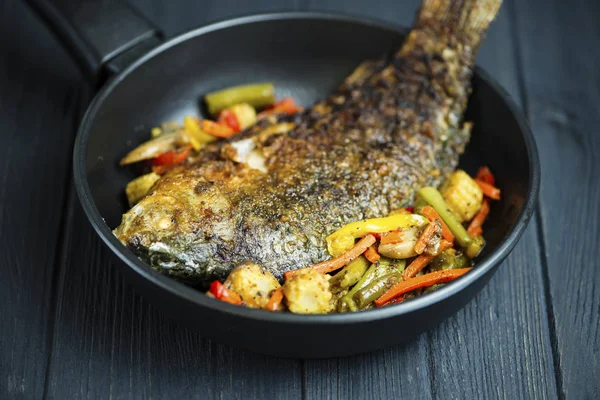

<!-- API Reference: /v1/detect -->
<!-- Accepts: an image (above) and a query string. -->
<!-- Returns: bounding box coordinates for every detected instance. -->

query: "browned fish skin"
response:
[114,0,502,287]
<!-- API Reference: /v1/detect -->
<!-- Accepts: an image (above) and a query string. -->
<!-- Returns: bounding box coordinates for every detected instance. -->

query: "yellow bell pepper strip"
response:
[326,213,428,256]
[183,116,217,150]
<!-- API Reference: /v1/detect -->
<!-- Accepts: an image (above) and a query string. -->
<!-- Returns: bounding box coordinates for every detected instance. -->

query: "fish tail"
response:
[415,0,502,49]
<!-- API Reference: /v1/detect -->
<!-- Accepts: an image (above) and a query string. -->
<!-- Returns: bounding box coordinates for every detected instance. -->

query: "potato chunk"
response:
[283,269,333,314]
[125,172,160,207]
[224,262,280,308]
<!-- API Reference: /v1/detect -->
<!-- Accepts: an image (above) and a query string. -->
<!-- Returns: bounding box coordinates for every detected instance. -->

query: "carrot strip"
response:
[258,97,303,118]
[375,268,472,306]
[380,230,404,245]
[313,234,377,274]
[209,281,242,305]
[364,246,381,263]
[475,179,501,200]
[467,199,490,237]
[284,234,377,279]
[413,222,437,255]
[402,240,453,280]
[469,226,483,237]
[265,287,284,311]
[475,166,495,185]
[201,119,236,138]
[421,205,454,243]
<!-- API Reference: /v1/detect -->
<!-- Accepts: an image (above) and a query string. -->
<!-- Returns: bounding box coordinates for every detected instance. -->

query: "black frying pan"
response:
[27,0,540,358]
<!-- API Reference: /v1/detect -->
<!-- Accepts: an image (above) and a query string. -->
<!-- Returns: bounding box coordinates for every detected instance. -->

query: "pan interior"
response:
[83,16,530,277]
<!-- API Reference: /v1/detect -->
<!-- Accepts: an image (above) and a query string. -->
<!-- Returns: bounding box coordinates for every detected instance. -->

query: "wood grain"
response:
[0,1,83,398]
[513,0,600,398]
[5,0,596,398]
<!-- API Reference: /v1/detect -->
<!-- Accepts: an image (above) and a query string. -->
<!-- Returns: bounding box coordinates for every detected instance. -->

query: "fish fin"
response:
[416,0,502,48]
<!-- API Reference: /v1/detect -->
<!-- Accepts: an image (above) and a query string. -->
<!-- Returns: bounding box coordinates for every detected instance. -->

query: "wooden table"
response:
[2,0,598,398]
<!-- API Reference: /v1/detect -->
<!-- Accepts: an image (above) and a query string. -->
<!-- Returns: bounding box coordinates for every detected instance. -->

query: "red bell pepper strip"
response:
[218,109,241,132]
[209,280,242,305]
[475,166,495,185]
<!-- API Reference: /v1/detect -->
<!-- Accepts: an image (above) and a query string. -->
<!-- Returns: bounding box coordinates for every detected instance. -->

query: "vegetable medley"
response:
[119,82,502,314]
[120,83,303,206]
[208,166,501,314]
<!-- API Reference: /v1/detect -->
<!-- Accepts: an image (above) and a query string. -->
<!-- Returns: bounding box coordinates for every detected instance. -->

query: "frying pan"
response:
[27,0,540,358]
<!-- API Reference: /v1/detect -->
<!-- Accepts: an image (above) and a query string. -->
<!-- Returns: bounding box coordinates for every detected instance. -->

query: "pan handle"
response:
[24,0,163,86]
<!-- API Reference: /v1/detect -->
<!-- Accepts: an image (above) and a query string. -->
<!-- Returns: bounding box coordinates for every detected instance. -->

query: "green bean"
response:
[338,261,394,311]
[338,263,377,311]
[466,234,486,258]
[430,249,469,271]
[355,273,401,309]
[390,258,406,274]
[204,83,275,115]
[418,186,472,248]
[331,256,370,289]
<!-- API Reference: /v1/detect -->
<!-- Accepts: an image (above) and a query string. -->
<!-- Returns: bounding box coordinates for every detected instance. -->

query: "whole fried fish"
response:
[114,0,502,287]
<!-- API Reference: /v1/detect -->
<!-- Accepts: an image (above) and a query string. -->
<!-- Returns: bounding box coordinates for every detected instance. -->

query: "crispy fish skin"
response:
[114,0,502,287]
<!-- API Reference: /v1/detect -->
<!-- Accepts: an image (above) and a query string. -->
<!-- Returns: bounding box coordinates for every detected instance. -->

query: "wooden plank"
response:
[0,1,83,399]
[512,0,600,398]
[303,1,558,399]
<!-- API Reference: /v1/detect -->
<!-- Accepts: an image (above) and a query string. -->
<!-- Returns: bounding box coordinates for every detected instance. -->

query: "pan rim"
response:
[73,11,540,325]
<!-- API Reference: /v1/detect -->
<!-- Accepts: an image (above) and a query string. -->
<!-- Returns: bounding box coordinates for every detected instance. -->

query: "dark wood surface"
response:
[1,0,598,398]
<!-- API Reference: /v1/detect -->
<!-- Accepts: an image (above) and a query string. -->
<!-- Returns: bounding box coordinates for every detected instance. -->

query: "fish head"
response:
[113,170,237,285]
